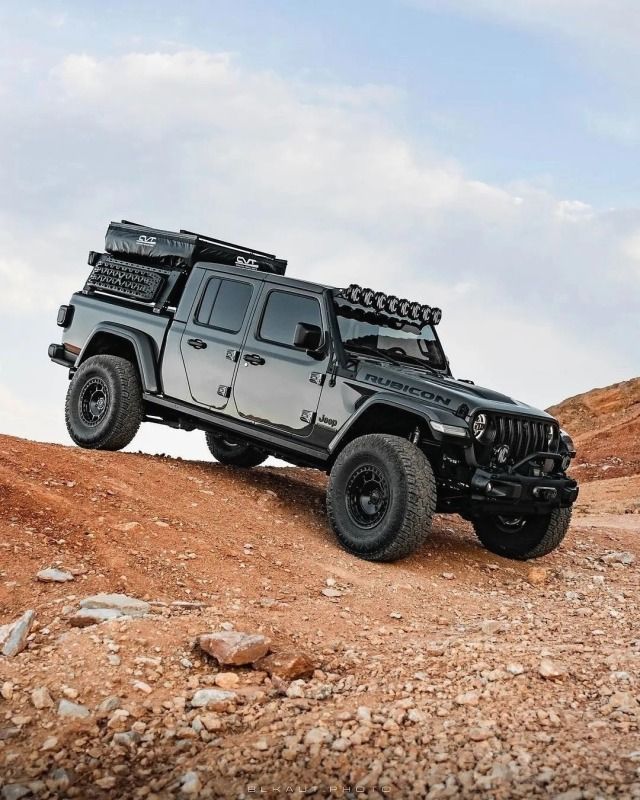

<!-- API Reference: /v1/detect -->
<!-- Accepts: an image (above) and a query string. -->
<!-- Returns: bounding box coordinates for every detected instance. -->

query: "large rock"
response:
[68,608,124,627]
[31,687,54,709]
[79,593,150,617]
[539,658,566,679]
[199,631,271,665]
[256,650,315,680]
[190,689,237,709]
[58,699,90,719]
[0,610,36,657]
[601,551,635,566]
[36,568,74,583]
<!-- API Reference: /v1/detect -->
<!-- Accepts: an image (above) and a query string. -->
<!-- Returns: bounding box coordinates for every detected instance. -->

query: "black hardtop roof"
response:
[195,260,335,294]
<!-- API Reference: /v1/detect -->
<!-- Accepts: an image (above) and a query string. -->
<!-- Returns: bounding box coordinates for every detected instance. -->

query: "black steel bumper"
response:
[469,466,579,515]
[48,343,75,368]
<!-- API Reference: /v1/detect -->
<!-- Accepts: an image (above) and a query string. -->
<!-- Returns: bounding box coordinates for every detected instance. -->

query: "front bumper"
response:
[469,466,579,515]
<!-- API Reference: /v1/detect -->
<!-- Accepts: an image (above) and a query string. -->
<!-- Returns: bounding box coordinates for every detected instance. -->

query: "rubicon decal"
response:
[364,373,452,406]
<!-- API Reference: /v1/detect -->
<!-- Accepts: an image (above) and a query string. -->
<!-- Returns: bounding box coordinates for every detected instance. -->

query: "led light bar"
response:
[340,284,442,325]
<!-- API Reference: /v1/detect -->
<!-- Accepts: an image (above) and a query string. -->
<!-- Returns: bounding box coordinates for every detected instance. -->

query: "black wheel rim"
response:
[79,377,110,427]
[496,515,526,533]
[345,464,389,529]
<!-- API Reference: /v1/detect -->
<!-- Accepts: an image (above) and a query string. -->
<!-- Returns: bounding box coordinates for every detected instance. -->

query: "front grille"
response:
[474,413,557,467]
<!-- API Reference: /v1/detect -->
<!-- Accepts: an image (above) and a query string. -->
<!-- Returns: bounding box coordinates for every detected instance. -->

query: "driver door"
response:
[233,287,329,436]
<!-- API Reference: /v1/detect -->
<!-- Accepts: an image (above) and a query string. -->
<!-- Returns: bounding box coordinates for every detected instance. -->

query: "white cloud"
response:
[0,48,637,454]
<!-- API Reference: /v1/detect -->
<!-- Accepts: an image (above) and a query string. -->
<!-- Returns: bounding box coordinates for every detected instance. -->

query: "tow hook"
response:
[532,486,558,501]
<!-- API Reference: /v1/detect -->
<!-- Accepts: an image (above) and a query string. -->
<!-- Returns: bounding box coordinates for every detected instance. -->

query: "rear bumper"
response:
[48,343,75,368]
[469,467,579,515]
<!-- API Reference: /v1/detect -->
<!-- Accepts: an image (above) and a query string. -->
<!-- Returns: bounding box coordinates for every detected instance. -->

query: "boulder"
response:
[31,687,54,709]
[36,568,74,583]
[198,631,271,665]
[214,672,240,690]
[539,658,566,679]
[79,593,150,617]
[190,689,237,709]
[255,650,315,680]
[0,610,36,657]
[57,699,90,719]
[68,608,124,627]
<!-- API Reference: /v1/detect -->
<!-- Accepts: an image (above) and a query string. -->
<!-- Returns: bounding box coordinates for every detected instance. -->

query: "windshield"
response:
[334,301,447,371]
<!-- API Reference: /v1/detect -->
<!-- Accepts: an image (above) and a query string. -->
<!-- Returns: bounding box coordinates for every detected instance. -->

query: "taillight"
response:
[57,304,74,327]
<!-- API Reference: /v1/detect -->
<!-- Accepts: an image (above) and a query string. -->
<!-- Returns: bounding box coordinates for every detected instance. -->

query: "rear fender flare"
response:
[76,323,160,393]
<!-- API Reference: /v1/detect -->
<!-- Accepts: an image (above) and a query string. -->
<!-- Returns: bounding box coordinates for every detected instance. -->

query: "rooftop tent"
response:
[104,221,287,275]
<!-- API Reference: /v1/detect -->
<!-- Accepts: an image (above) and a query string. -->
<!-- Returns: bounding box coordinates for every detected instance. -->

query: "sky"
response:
[0,0,638,461]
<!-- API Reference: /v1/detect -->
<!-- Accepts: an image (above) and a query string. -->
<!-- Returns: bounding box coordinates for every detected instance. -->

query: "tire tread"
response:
[327,434,437,562]
[65,355,143,451]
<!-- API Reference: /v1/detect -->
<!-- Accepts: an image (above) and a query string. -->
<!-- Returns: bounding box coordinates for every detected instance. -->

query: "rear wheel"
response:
[205,432,267,468]
[65,355,143,451]
[472,508,571,560]
[327,434,437,562]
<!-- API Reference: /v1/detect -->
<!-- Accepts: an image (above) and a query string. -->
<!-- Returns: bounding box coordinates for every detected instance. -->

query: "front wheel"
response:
[472,508,572,560]
[205,432,267,468]
[327,434,437,562]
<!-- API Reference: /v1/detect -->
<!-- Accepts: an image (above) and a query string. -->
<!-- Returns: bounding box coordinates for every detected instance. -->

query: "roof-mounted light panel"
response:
[338,284,442,325]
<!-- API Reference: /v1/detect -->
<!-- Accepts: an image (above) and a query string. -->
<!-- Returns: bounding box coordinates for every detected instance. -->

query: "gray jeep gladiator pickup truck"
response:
[49,221,578,562]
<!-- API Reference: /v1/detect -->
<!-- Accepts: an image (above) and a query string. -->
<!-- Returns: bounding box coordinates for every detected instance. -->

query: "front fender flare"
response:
[76,322,160,394]
[327,393,469,454]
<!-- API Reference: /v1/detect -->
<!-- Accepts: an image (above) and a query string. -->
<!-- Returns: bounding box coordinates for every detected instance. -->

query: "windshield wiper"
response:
[346,345,441,375]
[345,345,403,365]
[386,352,441,375]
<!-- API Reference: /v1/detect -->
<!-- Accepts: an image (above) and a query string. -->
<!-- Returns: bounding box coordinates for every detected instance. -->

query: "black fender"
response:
[327,392,470,454]
[75,322,160,394]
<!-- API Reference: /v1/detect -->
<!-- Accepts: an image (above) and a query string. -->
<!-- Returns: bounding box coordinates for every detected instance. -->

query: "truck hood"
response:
[354,360,554,421]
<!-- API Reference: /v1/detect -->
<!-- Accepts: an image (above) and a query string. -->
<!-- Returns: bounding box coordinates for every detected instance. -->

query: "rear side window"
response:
[259,290,322,347]
[196,277,253,333]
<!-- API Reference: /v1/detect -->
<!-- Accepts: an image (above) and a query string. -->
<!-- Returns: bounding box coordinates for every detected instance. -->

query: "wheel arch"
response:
[75,323,160,393]
[327,397,437,464]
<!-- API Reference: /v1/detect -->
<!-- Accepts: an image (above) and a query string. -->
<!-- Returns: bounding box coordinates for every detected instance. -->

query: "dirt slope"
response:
[1,433,640,799]
[548,376,640,483]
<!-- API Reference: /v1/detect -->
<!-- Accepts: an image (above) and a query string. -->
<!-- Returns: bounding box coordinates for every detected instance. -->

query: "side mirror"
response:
[293,322,323,352]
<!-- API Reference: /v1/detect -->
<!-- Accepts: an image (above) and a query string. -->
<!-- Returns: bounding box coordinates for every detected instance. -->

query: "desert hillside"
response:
[548,376,640,481]
[0,415,639,797]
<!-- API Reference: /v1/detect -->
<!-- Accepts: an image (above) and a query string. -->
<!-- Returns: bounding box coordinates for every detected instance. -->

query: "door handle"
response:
[187,338,207,350]
[243,353,265,366]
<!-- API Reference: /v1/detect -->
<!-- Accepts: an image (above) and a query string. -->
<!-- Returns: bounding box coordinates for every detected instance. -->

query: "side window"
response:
[259,290,322,347]
[196,277,253,333]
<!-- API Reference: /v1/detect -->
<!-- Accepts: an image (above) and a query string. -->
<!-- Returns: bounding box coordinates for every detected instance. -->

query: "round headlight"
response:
[473,413,488,440]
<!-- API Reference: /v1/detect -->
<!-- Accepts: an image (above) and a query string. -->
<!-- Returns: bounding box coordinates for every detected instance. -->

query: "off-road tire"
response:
[205,432,267,468]
[65,355,143,451]
[472,508,572,560]
[327,434,437,562]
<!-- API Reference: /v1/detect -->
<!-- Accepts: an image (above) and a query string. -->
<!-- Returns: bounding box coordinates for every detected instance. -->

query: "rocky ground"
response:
[1,419,639,799]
